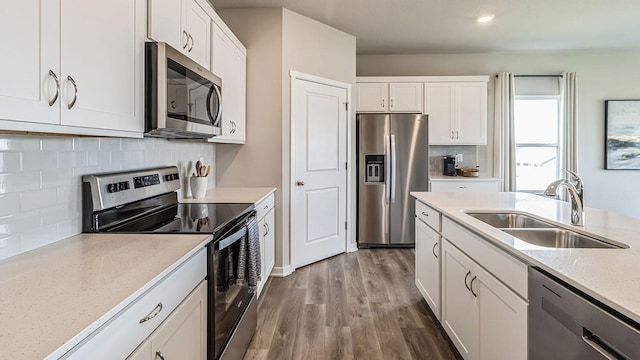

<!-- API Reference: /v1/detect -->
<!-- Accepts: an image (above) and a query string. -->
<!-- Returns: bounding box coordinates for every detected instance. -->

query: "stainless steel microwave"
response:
[145,42,222,139]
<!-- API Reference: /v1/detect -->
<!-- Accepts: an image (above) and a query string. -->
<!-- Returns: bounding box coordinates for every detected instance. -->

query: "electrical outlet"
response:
[455,153,463,163]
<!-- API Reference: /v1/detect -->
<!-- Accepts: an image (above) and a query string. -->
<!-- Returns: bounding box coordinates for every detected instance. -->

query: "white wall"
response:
[358,51,640,218]
[216,8,356,270]
[0,135,215,260]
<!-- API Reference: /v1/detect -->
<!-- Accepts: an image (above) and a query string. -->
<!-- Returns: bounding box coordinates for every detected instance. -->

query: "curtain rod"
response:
[495,74,563,78]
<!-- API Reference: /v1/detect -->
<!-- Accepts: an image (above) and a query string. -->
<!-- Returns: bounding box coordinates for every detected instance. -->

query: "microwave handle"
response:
[207,84,222,127]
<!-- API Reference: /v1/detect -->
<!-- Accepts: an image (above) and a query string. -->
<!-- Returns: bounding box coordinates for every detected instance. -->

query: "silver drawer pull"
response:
[459,186,468,189]
[264,205,269,209]
[67,75,78,109]
[421,211,429,217]
[156,351,165,360]
[48,70,60,106]
[139,302,163,323]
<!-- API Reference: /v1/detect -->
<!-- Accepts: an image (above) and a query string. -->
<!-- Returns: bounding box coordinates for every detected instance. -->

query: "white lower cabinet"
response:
[256,192,276,297]
[415,217,441,320]
[441,240,527,360]
[127,280,207,360]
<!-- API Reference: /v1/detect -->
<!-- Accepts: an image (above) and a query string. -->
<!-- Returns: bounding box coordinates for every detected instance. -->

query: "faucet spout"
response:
[544,173,584,226]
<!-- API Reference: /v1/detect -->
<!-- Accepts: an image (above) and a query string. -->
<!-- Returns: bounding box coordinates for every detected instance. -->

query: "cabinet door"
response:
[442,240,478,360]
[263,208,275,278]
[455,82,487,145]
[59,0,144,132]
[389,82,423,113]
[147,0,186,51]
[474,265,527,360]
[415,218,441,320]
[425,83,455,144]
[356,83,388,112]
[0,0,59,125]
[185,0,211,69]
[150,280,207,360]
[210,24,246,144]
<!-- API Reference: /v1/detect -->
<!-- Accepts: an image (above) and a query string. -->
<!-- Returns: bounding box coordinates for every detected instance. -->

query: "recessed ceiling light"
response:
[477,14,495,23]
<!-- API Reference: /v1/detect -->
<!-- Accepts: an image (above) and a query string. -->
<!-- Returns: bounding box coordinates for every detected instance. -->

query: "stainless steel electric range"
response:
[82,166,257,360]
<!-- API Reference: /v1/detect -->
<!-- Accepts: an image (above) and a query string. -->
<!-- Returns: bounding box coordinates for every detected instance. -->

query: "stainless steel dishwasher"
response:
[529,268,640,359]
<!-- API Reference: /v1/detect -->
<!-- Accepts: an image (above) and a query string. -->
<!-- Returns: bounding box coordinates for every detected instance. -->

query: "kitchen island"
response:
[411,191,640,324]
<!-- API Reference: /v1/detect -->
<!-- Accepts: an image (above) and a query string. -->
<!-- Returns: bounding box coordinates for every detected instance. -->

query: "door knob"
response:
[296,180,305,186]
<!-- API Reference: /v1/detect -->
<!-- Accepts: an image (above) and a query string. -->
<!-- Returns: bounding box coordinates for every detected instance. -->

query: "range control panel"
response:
[83,166,182,211]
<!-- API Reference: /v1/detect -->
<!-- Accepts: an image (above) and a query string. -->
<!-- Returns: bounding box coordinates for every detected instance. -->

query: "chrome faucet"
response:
[544,170,584,226]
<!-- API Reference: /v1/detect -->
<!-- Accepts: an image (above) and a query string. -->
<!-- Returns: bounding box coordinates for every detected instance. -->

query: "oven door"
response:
[209,215,255,360]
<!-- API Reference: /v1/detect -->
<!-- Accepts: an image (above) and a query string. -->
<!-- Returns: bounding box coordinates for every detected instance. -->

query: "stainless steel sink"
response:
[502,229,625,249]
[466,212,555,228]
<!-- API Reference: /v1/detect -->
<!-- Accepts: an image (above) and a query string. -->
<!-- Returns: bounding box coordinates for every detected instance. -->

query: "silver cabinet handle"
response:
[464,270,472,291]
[263,223,269,237]
[456,130,459,139]
[432,242,438,259]
[459,186,468,189]
[67,75,78,109]
[188,34,194,52]
[381,99,385,108]
[390,98,394,108]
[155,351,165,360]
[183,30,189,49]
[263,205,269,210]
[470,276,478,297]
[296,180,305,186]
[48,70,60,106]
[139,302,163,323]
[451,130,454,139]
[421,211,429,217]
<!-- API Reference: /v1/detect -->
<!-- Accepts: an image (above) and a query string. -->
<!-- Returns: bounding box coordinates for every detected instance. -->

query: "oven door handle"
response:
[218,226,247,250]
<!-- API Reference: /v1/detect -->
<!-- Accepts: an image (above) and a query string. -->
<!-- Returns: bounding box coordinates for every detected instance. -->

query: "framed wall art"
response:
[605,100,640,169]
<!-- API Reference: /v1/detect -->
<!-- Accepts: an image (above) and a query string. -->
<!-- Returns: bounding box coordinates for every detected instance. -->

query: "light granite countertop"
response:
[0,233,212,360]
[180,186,276,204]
[411,191,640,324]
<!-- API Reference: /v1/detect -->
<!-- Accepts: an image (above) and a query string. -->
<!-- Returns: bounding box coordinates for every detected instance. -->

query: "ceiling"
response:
[209,0,640,55]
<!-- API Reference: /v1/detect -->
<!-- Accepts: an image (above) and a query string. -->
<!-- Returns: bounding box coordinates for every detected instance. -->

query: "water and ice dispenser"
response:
[364,154,385,183]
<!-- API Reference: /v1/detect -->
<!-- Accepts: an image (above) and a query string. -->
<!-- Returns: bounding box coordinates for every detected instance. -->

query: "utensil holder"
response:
[189,176,208,199]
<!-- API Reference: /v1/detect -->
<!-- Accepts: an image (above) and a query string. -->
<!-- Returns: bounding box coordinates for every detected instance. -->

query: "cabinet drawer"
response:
[441,217,527,298]
[64,249,207,360]
[416,201,440,232]
[256,192,275,220]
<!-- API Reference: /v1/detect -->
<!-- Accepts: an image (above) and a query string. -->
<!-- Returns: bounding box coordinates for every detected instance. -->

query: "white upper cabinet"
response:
[59,0,145,132]
[425,81,487,145]
[356,82,423,113]
[148,0,211,69]
[209,23,247,144]
[0,0,145,135]
[0,0,59,125]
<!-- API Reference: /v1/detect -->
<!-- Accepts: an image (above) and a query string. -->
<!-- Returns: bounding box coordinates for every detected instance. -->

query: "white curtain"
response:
[562,72,578,175]
[494,72,516,191]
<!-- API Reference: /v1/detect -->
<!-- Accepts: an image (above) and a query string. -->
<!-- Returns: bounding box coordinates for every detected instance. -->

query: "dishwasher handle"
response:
[582,328,629,360]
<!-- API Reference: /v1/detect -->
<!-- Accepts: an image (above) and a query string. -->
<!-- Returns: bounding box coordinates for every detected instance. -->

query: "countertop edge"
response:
[44,235,212,360]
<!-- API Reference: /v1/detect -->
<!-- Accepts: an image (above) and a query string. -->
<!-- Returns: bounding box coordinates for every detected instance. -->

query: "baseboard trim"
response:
[271,265,294,277]
[347,242,358,253]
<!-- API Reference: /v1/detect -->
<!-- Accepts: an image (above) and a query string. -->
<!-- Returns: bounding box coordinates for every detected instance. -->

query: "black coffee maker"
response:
[443,155,457,176]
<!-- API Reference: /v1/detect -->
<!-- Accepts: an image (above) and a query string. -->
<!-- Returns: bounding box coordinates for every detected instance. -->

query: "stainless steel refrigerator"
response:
[357,113,429,247]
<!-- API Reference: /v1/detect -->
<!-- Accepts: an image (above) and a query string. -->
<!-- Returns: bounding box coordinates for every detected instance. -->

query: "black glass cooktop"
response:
[104,202,254,235]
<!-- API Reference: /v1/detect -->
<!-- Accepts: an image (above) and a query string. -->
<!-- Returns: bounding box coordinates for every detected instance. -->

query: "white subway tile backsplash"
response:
[0,134,216,261]
[21,188,58,212]
[0,193,20,217]
[0,172,41,194]
[0,152,21,172]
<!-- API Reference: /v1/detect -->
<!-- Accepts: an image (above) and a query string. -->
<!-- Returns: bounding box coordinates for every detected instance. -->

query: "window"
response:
[513,97,561,192]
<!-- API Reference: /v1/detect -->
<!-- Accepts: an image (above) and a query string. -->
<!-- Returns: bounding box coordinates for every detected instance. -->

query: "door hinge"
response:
[344,102,349,111]
[345,221,348,230]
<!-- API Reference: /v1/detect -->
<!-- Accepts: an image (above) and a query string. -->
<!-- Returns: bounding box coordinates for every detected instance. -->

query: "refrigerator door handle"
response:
[385,134,391,204]
[390,134,397,203]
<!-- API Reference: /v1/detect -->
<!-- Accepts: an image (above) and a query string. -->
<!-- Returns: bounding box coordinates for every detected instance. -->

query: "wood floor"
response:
[243,249,457,360]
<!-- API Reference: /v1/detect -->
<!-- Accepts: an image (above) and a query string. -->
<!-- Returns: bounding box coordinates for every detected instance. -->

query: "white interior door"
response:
[292,77,348,269]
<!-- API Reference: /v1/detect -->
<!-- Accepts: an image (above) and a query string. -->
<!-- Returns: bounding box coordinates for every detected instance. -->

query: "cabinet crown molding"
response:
[357,75,489,83]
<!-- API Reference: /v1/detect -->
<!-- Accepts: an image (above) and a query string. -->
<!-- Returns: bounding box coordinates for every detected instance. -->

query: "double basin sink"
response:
[466,212,627,249]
